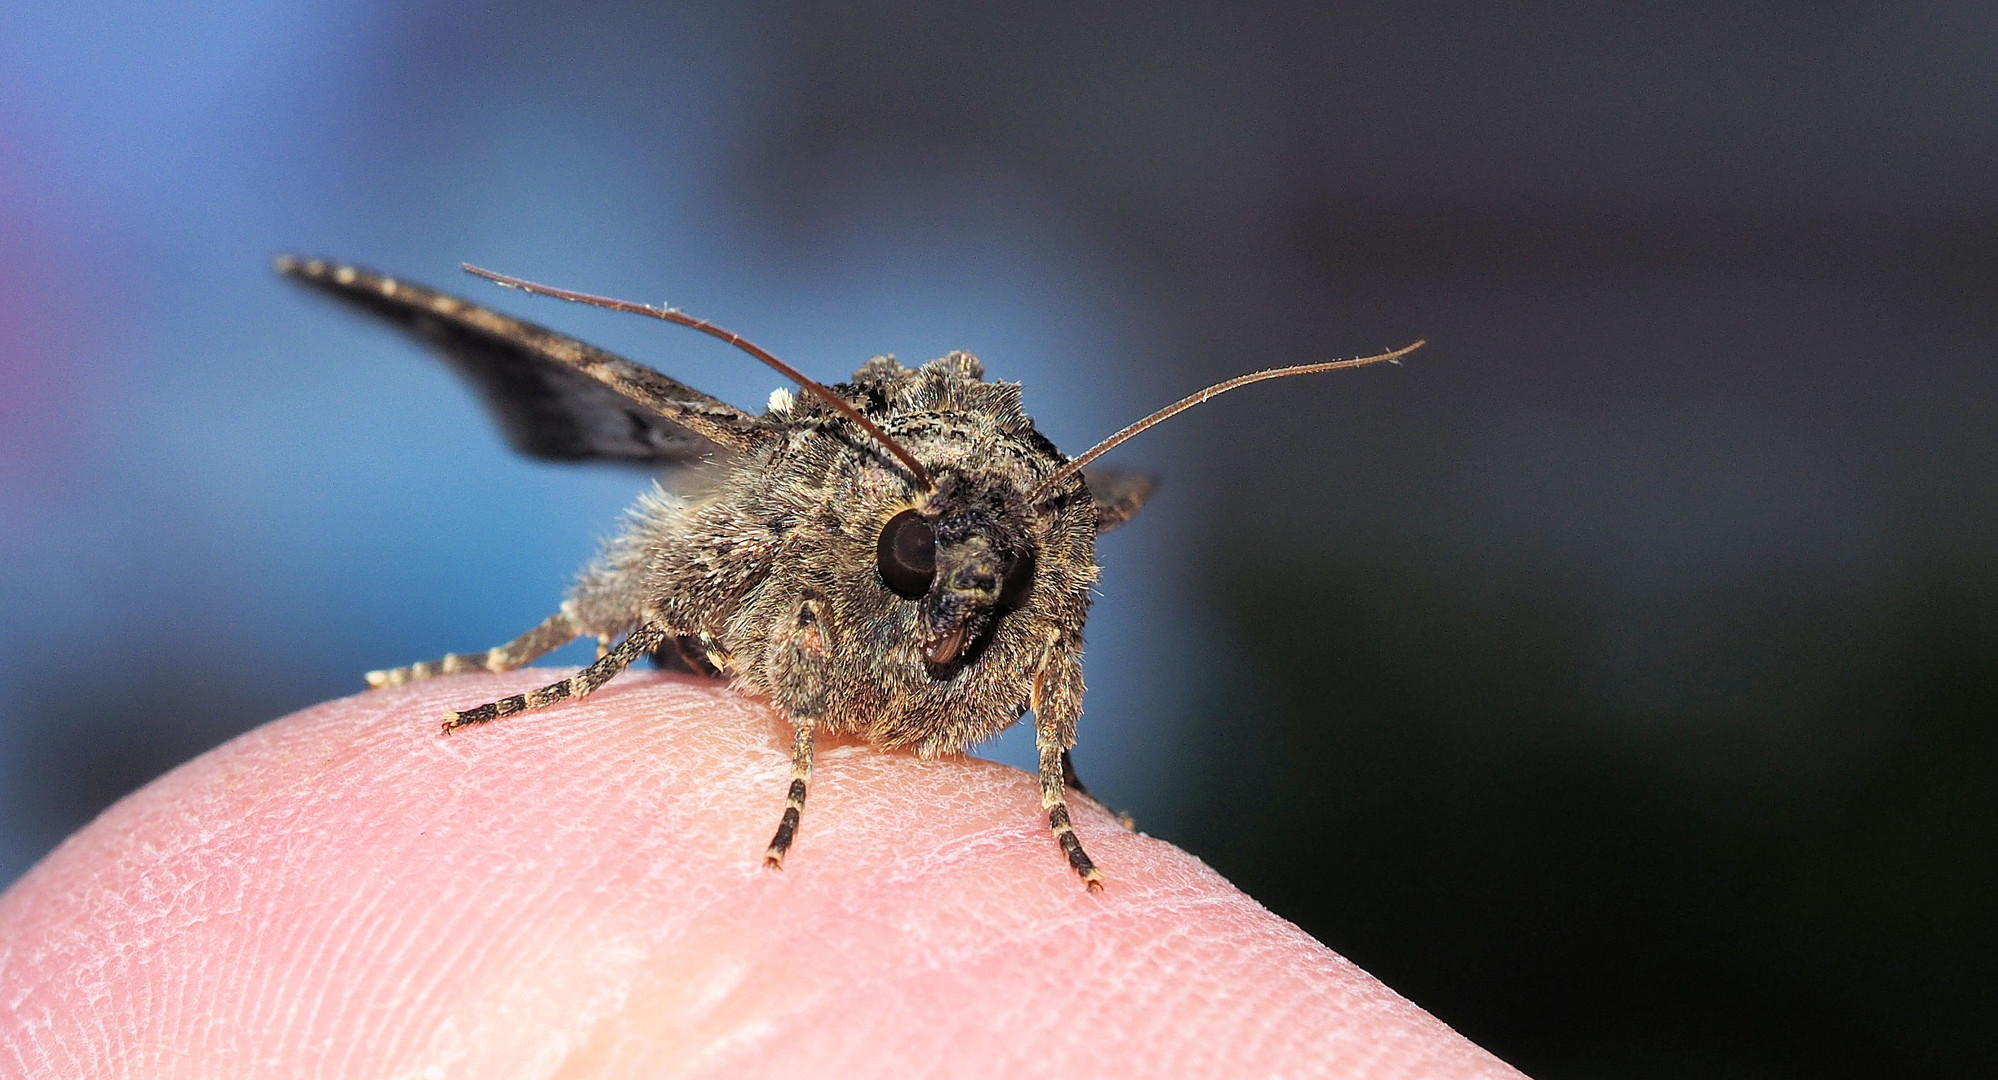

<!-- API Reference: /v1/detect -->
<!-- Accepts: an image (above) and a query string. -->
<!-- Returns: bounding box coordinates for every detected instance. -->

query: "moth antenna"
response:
[462,263,935,491]
[1027,340,1424,504]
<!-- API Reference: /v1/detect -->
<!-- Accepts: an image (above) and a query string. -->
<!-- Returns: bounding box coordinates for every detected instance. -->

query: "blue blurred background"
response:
[3,3,1995,1075]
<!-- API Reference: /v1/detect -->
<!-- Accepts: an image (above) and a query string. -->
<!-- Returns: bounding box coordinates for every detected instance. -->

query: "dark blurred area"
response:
[3,2,1994,1075]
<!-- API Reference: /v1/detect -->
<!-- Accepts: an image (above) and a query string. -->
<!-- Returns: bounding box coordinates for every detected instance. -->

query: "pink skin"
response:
[0,672,1524,1078]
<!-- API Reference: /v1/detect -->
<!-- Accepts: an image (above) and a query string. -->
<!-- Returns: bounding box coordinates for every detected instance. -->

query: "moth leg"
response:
[762,596,830,871]
[1033,638,1103,892]
[1062,749,1138,833]
[1039,730,1104,892]
[439,621,667,733]
[649,634,723,677]
[366,604,585,689]
[762,718,816,870]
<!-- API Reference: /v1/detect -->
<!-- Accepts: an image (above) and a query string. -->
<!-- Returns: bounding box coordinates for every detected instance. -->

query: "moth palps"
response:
[277,256,1419,891]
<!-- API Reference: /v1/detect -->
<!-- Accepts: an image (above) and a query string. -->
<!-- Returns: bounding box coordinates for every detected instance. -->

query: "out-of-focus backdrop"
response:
[3,3,1994,1075]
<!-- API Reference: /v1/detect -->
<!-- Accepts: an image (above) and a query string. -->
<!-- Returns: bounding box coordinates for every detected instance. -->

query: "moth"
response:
[277,255,1417,891]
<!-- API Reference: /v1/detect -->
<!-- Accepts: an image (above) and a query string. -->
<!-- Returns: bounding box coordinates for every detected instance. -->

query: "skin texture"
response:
[0,672,1526,1079]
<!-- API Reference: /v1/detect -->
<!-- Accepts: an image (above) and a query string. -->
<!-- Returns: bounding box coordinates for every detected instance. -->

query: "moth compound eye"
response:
[876,509,936,599]
[997,550,1036,608]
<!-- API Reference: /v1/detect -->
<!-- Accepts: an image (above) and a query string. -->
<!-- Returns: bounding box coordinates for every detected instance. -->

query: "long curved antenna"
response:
[462,263,934,491]
[1027,340,1424,504]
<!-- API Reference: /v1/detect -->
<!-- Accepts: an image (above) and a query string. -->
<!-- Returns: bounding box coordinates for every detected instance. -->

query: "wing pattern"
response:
[278,257,760,464]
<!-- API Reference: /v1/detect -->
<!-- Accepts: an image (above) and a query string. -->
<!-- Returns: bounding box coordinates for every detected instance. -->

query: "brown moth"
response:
[277,255,1418,891]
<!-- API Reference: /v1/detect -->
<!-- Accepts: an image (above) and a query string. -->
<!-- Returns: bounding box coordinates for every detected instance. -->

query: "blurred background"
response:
[2,2,1994,1075]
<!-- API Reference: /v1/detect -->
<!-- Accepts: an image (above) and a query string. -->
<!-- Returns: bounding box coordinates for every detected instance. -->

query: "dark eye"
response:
[876,509,936,599]
[997,550,1036,608]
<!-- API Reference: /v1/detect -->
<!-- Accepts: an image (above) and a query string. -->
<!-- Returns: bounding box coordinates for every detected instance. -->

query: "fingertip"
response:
[0,672,1520,1079]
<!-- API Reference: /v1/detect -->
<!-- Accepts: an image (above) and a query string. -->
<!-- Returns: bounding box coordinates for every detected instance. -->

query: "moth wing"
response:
[1084,467,1157,533]
[278,257,760,465]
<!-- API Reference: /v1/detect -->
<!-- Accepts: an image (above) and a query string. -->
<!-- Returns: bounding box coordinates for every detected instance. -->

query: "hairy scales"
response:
[276,257,1278,892]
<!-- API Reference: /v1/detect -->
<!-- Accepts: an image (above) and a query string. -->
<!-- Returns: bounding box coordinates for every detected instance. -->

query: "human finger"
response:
[0,671,1522,1079]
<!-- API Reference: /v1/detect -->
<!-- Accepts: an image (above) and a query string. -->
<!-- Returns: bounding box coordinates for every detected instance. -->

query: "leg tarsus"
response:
[369,606,586,689]
[1032,636,1103,891]
[1041,734,1105,892]
[762,597,830,870]
[437,621,667,734]
[762,721,815,869]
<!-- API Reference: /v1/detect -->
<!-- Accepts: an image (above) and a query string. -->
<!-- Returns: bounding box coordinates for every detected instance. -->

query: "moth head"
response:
[875,476,1039,671]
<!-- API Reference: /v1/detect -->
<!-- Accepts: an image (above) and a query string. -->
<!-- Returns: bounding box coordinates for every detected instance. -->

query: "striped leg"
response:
[1029,633,1103,892]
[1040,726,1104,893]
[438,621,667,734]
[762,719,816,870]
[366,605,585,689]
